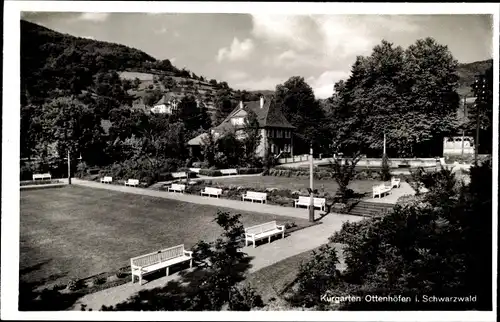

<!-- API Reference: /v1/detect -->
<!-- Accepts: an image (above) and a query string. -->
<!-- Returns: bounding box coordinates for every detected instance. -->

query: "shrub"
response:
[66,279,84,291]
[92,276,106,286]
[284,221,297,229]
[199,169,223,177]
[380,154,391,181]
[238,167,264,175]
[116,270,129,279]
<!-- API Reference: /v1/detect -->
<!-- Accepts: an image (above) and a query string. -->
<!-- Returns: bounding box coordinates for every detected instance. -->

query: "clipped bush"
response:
[238,167,264,175]
[199,169,223,177]
[284,221,297,229]
[92,276,106,286]
[66,279,84,291]
[115,269,129,279]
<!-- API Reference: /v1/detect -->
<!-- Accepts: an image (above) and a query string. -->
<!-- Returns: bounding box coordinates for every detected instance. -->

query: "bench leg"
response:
[245,238,248,247]
[190,259,193,268]
[253,239,256,248]
[166,267,170,276]
[282,231,285,239]
[139,275,142,285]
[131,274,135,283]
[268,235,271,244]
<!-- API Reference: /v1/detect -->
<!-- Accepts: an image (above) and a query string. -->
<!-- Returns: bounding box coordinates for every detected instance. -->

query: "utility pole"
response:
[472,74,485,165]
[461,96,466,157]
[67,149,71,185]
[383,131,386,156]
[308,142,315,223]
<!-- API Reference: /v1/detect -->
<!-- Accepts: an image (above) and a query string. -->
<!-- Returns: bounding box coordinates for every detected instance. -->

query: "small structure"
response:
[151,93,181,114]
[443,136,474,156]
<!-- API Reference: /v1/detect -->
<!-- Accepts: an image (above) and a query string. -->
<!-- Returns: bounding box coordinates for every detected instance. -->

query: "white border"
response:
[2,2,498,321]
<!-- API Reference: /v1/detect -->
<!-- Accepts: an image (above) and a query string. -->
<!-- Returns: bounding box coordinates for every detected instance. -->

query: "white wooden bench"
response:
[168,183,186,193]
[242,191,267,203]
[200,187,222,198]
[220,168,238,176]
[373,183,392,198]
[100,176,112,184]
[189,168,201,174]
[294,196,326,211]
[32,173,51,181]
[171,172,187,180]
[391,177,401,188]
[125,179,139,187]
[130,244,193,285]
[245,221,285,248]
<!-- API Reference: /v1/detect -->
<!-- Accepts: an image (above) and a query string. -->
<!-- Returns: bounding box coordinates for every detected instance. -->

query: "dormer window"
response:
[231,117,245,126]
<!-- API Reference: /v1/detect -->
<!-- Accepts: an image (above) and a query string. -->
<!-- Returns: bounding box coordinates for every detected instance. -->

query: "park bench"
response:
[242,191,267,204]
[130,244,193,285]
[189,168,201,174]
[168,183,186,193]
[391,177,401,188]
[32,173,51,181]
[171,172,188,180]
[220,168,238,176]
[373,183,392,198]
[100,176,112,184]
[200,187,223,198]
[244,221,285,248]
[125,179,139,187]
[294,196,326,211]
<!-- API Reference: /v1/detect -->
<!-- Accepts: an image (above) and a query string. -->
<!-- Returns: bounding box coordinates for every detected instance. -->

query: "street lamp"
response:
[66,150,82,185]
[308,143,315,222]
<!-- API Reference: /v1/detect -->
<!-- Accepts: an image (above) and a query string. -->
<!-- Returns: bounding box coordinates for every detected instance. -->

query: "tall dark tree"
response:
[242,109,262,166]
[214,88,234,125]
[176,95,202,133]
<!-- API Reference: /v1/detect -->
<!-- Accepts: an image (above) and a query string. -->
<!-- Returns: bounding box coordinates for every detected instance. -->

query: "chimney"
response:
[239,101,243,109]
[260,96,264,109]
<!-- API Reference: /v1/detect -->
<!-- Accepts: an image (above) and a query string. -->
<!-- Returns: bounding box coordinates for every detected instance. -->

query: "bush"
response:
[199,169,222,177]
[92,276,106,286]
[66,279,84,291]
[238,167,264,175]
[284,221,297,229]
[115,270,129,279]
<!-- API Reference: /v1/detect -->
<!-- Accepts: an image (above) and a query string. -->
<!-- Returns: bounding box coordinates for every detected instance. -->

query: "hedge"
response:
[199,169,223,177]
[238,167,264,174]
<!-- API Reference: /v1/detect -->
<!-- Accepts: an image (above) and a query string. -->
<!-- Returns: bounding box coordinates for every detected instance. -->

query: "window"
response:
[231,117,245,126]
[277,130,283,138]
[271,144,275,153]
[285,130,291,138]
[268,129,273,138]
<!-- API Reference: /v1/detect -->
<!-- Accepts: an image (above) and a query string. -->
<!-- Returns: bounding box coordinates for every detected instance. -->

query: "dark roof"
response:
[214,96,294,132]
[154,93,180,106]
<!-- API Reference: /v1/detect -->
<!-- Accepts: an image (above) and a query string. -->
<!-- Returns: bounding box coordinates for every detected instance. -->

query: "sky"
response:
[21,12,493,99]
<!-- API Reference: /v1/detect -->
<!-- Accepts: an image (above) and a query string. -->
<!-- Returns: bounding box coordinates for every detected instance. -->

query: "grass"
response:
[20,185,311,289]
[246,243,346,304]
[210,176,378,195]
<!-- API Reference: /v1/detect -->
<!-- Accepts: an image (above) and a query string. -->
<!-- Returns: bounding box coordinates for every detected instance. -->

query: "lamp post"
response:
[308,142,315,223]
[67,150,82,185]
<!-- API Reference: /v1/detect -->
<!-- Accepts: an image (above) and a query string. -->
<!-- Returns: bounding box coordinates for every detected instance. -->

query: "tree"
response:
[201,130,217,168]
[467,66,493,154]
[209,79,218,86]
[214,88,234,124]
[275,76,326,150]
[162,76,177,91]
[380,153,391,181]
[332,38,460,157]
[176,95,202,134]
[241,109,262,167]
[327,151,363,203]
[198,102,212,130]
[41,96,104,162]
[216,130,243,168]
[143,89,163,107]
[291,161,492,310]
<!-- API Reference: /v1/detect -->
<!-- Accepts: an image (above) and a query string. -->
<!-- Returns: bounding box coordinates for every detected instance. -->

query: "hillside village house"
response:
[187,96,295,159]
[151,93,181,114]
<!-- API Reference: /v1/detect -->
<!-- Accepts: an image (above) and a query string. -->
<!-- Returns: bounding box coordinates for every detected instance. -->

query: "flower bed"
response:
[20,179,62,187]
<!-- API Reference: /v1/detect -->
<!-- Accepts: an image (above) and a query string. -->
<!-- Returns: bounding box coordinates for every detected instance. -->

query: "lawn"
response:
[209,176,378,195]
[20,185,311,288]
[246,243,346,305]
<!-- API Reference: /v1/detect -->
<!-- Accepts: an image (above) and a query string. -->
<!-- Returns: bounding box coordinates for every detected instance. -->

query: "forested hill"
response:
[456,59,493,97]
[21,20,163,103]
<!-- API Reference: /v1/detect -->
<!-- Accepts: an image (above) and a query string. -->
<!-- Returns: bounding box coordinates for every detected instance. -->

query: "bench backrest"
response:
[131,244,185,267]
[171,183,186,190]
[189,168,201,173]
[171,172,187,179]
[245,221,277,235]
[127,179,139,185]
[103,176,112,181]
[204,187,222,195]
[246,191,267,199]
[297,196,326,206]
[33,173,51,179]
[220,169,238,175]
[392,177,401,183]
